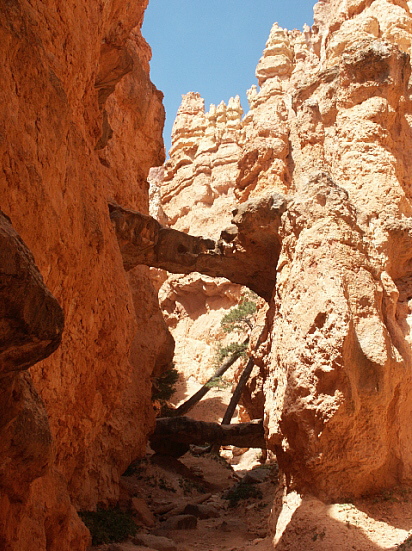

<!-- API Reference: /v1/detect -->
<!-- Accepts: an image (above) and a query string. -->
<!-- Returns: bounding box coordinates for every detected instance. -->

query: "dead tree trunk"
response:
[221,357,255,425]
[170,345,246,417]
[150,417,265,457]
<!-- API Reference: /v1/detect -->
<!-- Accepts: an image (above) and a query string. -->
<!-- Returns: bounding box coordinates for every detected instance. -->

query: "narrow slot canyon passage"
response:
[3,1,412,550]
[111,1,412,549]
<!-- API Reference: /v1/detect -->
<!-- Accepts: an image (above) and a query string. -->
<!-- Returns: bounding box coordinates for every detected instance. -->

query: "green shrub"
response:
[78,507,138,545]
[223,483,263,507]
[215,342,248,363]
[211,341,248,372]
[152,366,179,402]
[221,298,257,333]
[205,375,230,390]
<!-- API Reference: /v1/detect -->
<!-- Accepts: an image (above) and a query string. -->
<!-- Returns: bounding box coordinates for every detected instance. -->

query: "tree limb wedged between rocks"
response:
[221,357,255,425]
[169,344,246,417]
[109,193,287,302]
[150,416,265,457]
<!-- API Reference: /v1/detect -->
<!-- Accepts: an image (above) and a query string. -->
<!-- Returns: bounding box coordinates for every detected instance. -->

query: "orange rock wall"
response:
[0,1,170,549]
[261,0,412,501]
[151,93,248,399]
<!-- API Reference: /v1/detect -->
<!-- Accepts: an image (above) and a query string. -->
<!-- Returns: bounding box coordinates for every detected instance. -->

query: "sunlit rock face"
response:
[262,0,412,502]
[157,0,412,505]
[162,92,245,236]
[0,1,172,549]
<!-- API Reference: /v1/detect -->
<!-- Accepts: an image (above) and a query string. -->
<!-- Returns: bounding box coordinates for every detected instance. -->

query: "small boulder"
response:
[161,514,197,530]
[240,467,271,485]
[132,534,177,551]
[130,497,155,527]
[152,501,175,515]
[182,503,219,519]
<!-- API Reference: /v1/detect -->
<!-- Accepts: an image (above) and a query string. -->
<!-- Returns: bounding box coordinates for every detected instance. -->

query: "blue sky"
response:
[143,1,315,156]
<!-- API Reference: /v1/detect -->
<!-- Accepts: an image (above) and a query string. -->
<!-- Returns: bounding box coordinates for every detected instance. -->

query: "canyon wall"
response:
[0,1,173,549]
[261,0,412,502]
[156,0,412,513]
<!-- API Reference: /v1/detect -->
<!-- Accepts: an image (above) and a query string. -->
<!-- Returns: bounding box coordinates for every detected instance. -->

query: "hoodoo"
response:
[152,0,412,545]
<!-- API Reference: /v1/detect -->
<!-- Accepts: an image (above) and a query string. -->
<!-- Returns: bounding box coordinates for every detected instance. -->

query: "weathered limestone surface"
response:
[0,211,64,371]
[148,95,245,412]
[162,92,245,235]
[261,0,412,504]
[110,193,285,301]
[0,1,172,549]
[154,0,412,515]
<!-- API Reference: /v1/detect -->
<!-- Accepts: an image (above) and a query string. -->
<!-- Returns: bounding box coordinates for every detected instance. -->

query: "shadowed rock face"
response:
[0,212,89,548]
[0,0,170,549]
[110,193,287,301]
[0,211,64,372]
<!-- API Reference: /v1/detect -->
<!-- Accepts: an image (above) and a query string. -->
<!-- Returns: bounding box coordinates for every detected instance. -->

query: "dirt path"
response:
[91,448,412,551]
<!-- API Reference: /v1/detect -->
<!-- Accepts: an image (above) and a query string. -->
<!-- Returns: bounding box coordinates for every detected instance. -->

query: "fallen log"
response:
[109,194,287,302]
[222,357,255,425]
[150,416,265,457]
[170,344,246,417]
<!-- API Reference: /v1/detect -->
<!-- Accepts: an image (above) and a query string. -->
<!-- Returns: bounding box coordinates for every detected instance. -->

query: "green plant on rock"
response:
[220,297,257,334]
[205,375,230,390]
[223,483,263,507]
[152,366,179,403]
[78,507,138,545]
[215,342,248,363]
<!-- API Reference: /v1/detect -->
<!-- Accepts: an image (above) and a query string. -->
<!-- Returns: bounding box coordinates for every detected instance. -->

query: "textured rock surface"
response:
[0,212,88,550]
[0,211,64,371]
[162,92,245,236]
[110,194,285,300]
[148,93,247,419]
[260,0,412,503]
[0,1,171,549]
[155,0,412,515]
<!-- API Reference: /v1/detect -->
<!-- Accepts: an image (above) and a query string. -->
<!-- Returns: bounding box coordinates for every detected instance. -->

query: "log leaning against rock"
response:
[150,416,265,457]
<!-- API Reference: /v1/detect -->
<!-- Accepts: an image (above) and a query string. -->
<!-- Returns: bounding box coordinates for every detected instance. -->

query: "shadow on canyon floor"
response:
[93,448,412,551]
[272,492,412,551]
[353,487,412,531]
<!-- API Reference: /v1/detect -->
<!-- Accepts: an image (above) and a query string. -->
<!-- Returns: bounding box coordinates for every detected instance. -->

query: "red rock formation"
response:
[0,211,87,550]
[110,194,285,301]
[0,1,172,549]
[0,211,64,370]
[260,3,412,504]
[149,92,254,416]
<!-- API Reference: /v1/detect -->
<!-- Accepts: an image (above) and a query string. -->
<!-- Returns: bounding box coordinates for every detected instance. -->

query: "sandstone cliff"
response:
[153,0,412,528]
[0,1,173,549]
